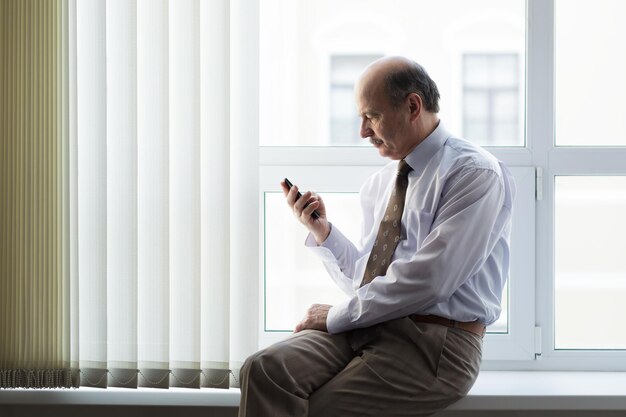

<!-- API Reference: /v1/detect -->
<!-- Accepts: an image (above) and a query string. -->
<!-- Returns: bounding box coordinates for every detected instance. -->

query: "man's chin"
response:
[374,145,386,155]
[378,148,404,161]
[376,145,394,159]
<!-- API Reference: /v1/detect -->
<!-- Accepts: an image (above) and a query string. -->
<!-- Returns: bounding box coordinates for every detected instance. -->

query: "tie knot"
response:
[397,159,413,178]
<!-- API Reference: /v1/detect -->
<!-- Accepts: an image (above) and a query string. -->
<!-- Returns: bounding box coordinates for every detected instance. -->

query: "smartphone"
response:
[284,178,320,220]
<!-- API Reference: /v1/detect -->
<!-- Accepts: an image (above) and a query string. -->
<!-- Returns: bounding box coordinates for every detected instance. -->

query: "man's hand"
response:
[280,180,331,245]
[294,304,332,333]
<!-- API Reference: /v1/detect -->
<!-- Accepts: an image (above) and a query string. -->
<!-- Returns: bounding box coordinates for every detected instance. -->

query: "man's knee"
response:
[240,347,289,386]
[240,349,268,383]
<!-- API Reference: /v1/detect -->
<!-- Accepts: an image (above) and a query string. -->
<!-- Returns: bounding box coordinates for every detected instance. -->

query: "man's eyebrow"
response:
[360,109,380,117]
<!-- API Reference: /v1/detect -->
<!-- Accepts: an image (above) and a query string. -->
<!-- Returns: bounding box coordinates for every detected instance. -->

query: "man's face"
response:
[355,81,412,161]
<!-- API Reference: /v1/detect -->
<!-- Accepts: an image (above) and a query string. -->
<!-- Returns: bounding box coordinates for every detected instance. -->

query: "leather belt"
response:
[409,314,486,338]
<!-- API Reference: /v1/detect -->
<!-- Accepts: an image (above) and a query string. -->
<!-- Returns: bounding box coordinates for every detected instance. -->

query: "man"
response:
[239,56,515,417]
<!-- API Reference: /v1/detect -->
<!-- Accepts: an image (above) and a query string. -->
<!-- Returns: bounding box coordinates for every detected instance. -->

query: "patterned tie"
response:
[361,159,413,287]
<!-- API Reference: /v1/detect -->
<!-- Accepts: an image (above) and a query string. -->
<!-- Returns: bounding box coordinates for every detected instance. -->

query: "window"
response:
[555,0,626,147]
[260,0,531,360]
[259,0,525,147]
[329,55,382,145]
[555,176,626,350]
[259,0,534,359]
[264,191,362,332]
[463,54,521,147]
[259,0,626,370]
[549,0,626,358]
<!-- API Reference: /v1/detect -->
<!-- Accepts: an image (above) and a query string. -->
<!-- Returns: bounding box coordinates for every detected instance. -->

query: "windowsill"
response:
[0,386,240,407]
[1,372,626,410]
[449,371,626,410]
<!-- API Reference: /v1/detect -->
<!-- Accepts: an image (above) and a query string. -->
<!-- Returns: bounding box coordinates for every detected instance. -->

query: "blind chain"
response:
[78,368,237,388]
[137,369,171,386]
[169,369,201,386]
[108,369,139,386]
[78,369,108,387]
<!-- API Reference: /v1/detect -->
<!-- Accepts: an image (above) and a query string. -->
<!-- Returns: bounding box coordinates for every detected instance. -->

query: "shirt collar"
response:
[403,121,449,177]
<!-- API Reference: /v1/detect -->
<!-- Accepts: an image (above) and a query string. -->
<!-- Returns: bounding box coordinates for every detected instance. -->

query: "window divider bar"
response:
[526,0,556,360]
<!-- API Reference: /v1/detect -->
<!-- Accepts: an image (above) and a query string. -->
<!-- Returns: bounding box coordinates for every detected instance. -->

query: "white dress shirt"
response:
[306,122,516,334]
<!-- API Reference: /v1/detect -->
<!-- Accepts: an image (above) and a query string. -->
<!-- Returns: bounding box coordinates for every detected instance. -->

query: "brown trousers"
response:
[238,317,482,417]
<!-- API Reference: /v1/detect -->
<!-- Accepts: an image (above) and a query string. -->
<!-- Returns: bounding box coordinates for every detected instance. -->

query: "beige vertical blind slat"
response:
[60,0,71,370]
[68,0,79,372]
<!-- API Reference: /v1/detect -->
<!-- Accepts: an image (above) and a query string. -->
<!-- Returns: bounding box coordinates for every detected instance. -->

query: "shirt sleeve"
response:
[304,175,380,296]
[326,167,506,334]
[305,224,360,296]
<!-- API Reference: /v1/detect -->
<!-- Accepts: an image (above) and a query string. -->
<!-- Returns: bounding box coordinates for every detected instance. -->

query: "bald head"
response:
[358,56,440,113]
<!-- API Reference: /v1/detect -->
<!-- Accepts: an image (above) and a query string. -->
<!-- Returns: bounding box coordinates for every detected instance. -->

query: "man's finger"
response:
[302,201,319,221]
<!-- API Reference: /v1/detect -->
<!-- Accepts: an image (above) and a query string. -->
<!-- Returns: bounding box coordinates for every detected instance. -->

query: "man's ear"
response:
[407,93,422,123]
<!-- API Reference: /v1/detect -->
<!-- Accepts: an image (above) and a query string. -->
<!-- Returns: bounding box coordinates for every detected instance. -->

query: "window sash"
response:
[257,0,626,370]
[258,165,536,361]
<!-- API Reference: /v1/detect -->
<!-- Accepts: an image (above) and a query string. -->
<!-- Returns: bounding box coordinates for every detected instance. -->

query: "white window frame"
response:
[255,0,626,370]
[258,164,536,362]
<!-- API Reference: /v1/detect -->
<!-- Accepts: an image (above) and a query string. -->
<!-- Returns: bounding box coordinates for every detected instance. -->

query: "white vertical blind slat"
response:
[137,0,170,370]
[75,0,107,371]
[200,0,231,372]
[169,0,201,370]
[230,0,260,378]
[106,0,138,370]
[67,0,246,387]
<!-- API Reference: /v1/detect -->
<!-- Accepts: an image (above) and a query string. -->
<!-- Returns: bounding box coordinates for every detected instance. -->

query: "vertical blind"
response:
[1,0,259,389]
[0,0,74,388]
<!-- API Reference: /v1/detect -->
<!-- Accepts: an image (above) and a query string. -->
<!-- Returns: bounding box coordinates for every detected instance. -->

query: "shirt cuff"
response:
[304,236,337,265]
[305,223,353,261]
[326,299,354,334]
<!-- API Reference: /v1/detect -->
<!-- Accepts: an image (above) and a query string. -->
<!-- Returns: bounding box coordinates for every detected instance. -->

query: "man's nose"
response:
[360,119,373,139]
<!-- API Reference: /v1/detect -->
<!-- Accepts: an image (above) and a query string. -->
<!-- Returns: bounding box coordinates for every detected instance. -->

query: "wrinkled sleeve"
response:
[305,225,359,296]
[305,178,378,296]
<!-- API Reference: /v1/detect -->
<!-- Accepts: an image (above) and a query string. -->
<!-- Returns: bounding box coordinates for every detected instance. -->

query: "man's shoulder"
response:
[442,135,501,173]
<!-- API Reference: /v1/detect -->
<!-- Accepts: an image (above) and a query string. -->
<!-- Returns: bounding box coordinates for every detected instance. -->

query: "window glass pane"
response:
[329,55,382,145]
[464,56,491,88]
[260,0,525,147]
[555,176,626,349]
[493,91,518,120]
[464,91,490,120]
[330,119,360,146]
[463,54,521,146]
[492,122,517,145]
[330,87,357,119]
[264,191,509,334]
[464,121,490,145]
[492,55,518,87]
[330,86,362,145]
[264,192,361,331]
[331,55,381,84]
[555,0,626,146]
